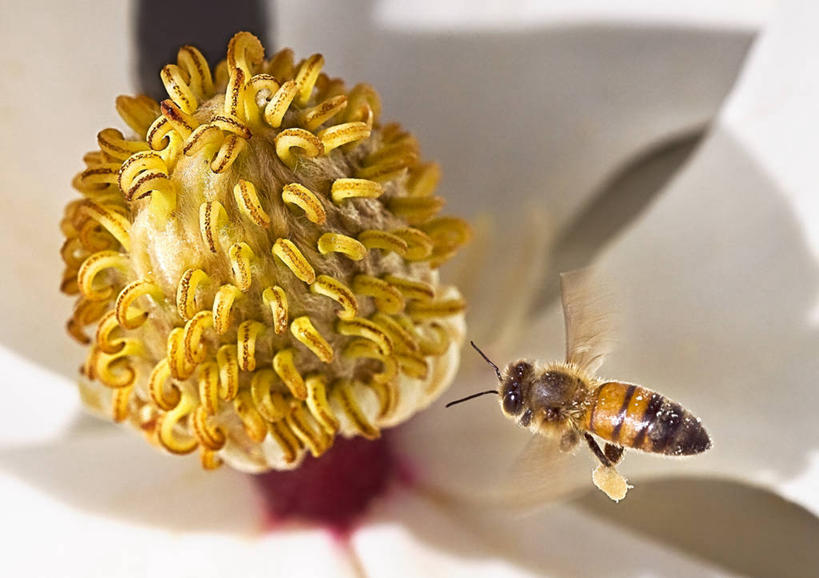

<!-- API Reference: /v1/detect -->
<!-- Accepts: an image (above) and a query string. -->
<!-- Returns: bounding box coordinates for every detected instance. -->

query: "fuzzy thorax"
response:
[61,32,470,472]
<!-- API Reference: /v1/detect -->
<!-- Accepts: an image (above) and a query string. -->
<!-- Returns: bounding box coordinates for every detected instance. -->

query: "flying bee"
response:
[447,269,711,501]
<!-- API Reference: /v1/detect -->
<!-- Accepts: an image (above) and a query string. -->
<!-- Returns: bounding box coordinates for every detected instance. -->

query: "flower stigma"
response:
[61,28,469,497]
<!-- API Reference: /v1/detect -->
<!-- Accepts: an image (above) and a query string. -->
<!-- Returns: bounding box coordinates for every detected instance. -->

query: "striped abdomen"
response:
[582,382,711,456]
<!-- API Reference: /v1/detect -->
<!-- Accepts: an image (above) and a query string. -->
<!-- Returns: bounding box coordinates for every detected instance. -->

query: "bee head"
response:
[499,360,532,417]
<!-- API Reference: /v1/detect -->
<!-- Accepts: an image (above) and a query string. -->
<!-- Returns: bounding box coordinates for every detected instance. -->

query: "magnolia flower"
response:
[2,2,818,577]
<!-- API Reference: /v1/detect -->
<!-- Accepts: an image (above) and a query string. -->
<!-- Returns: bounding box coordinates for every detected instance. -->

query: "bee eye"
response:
[503,386,523,415]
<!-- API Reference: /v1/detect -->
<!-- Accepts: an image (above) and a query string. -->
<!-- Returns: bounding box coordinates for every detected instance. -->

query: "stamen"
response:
[383,274,435,301]
[264,80,298,128]
[392,227,434,260]
[229,242,255,291]
[157,386,198,455]
[336,317,393,355]
[316,232,367,261]
[333,380,379,439]
[251,369,289,422]
[281,183,326,224]
[290,316,334,363]
[330,178,383,204]
[198,200,227,253]
[148,359,181,411]
[268,420,302,465]
[310,275,358,320]
[234,180,271,228]
[97,128,149,161]
[357,230,408,256]
[318,122,371,153]
[115,279,163,329]
[294,54,324,106]
[77,250,128,302]
[161,64,199,114]
[273,348,307,400]
[406,297,467,321]
[272,238,316,284]
[212,284,243,334]
[262,286,289,334]
[177,45,213,98]
[387,195,445,225]
[115,95,160,138]
[197,361,220,414]
[237,319,265,372]
[407,162,441,197]
[275,128,324,168]
[286,403,331,457]
[176,268,210,321]
[300,95,347,130]
[234,391,269,442]
[182,310,214,364]
[217,345,239,401]
[352,275,405,314]
[305,374,339,434]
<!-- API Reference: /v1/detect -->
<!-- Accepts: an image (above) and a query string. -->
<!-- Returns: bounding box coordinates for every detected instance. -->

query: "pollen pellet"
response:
[61,32,468,473]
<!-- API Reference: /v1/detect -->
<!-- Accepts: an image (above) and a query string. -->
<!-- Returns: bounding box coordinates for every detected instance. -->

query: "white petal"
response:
[512,0,819,515]
[0,2,132,383]
[277,1,755,235]
[0,346,81,448]
[0,433,358,578]
[351,487,730,577]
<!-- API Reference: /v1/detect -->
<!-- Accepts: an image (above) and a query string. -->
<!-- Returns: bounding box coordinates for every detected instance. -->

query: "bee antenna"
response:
[445,389,499,408]
[470,340,502,381]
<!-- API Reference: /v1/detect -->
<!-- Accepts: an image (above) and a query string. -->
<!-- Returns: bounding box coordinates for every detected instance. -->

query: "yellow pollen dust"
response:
[60,32,470,472]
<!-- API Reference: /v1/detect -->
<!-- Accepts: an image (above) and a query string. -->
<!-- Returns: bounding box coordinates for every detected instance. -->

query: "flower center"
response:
[254,433,397,534]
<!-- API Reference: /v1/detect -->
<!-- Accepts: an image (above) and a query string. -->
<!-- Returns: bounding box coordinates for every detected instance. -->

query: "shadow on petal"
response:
[0,430,263,534]
[576,477,819,578]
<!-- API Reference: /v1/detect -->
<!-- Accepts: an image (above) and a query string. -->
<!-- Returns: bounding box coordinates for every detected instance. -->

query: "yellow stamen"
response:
[251,369,290,422]
[310,275,358,320]
[262,286,289,334]
[237,320,265,372]
[330,178,383,204]
[272,238,316,283]
[318,122,371,153]
[300,94,347,130]
[316,232,367,261]
[336,317,393,355]
[229,242,255,291]
[290,316,334,363]
[234,391,268,442]
[212,284,243,335]
[281,183,326,224]
[305,374,339,434]
[273,348,307,400]
[233,180,271,228]
[275,128,324,168]
[357,230,408,256]
[294,54,324,106]
[77,250,128,302]
[198,200,227,253]
[176,268,210,321]
[352,274,405,314]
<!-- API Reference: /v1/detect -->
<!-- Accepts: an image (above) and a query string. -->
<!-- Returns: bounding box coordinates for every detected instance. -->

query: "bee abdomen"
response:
[584,382,711,456]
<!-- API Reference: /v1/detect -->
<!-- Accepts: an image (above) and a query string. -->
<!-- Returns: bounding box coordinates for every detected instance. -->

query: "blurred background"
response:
[1,0,817,576]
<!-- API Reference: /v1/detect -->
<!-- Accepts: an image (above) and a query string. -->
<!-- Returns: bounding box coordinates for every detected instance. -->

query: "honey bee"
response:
[447,269,711,501]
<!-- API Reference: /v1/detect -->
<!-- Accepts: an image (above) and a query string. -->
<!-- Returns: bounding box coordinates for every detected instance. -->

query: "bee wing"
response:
[561,268,614,374]
[483,433,592,511]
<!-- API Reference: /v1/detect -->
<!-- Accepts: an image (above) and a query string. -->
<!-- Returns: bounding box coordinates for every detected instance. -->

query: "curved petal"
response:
[277,0,757,235]
[511,0,819,515]
[350,486,732,577]
[0,432,359,577]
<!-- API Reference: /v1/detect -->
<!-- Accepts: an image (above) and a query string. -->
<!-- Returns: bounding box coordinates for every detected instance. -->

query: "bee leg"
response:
[584,432,613,468]
[604,443,624,465]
